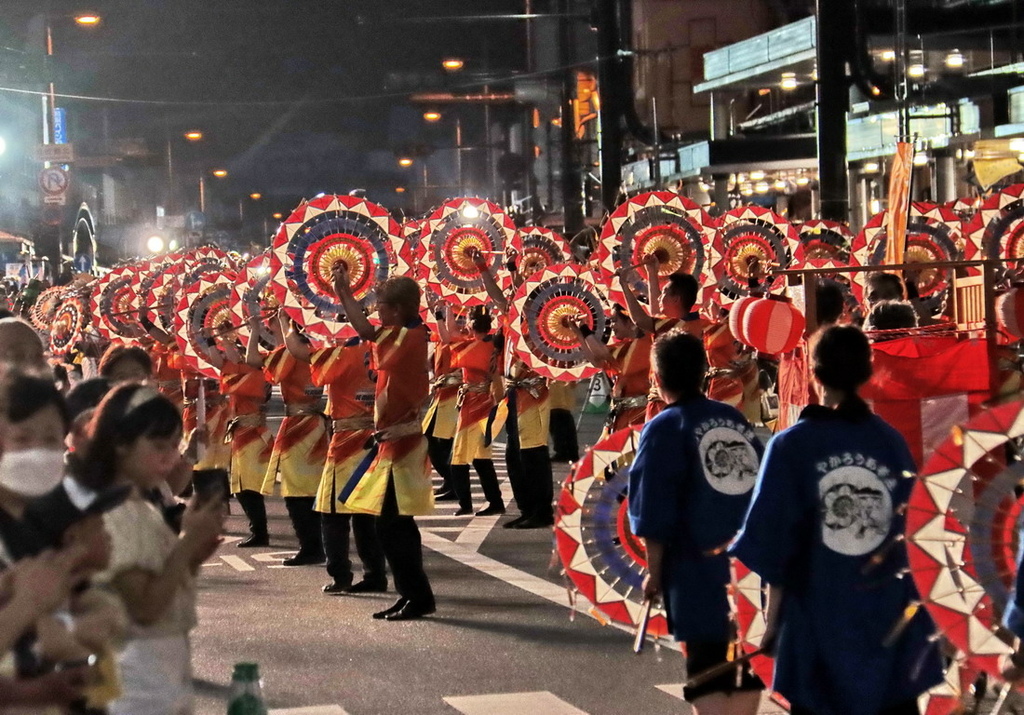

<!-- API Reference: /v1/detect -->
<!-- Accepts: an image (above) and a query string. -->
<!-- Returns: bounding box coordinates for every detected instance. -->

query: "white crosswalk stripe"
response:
[443,691,588,714]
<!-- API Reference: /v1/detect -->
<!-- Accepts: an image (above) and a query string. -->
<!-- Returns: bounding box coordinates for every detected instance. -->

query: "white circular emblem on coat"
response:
[697,426,759,496]
[818,466,892,556]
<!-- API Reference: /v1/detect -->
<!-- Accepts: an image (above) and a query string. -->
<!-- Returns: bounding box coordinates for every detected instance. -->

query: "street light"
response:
[147,235,165,253]
[272,212,283,220]
[249,192,262,200]
[74,13,101,26]
[442,58,465,71]
[423,111,442,123]
[398,157,414,167]
[212,169,228,178]
[184,130,203,142]
[396,187,407,194]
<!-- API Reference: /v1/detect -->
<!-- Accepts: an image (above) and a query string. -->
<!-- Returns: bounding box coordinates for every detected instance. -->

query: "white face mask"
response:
[0,448,66,497]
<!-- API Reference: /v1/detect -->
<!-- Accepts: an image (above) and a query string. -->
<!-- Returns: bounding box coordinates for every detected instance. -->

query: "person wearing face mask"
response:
[83,384,225,715]
[0,370,106,712]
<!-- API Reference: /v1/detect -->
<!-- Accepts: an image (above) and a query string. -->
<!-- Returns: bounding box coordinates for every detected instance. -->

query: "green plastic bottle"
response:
[227,662,267,715]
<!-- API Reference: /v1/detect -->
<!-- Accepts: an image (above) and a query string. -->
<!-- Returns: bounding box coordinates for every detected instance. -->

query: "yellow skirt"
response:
[422,391,459,440]
[314,429,373,514]
[340,435,433,516]
[509,388,550,450]
[260,414,329,498]
[451,391,498,466]
[184,401,232,471]
[228,422,274,493]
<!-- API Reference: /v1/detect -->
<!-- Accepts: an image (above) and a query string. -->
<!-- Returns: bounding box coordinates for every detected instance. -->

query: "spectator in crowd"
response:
[98,346,153,385]
[84,384,224,714]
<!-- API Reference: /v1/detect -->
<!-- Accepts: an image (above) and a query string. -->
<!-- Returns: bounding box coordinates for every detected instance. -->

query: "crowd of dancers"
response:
[0,211,1022,715]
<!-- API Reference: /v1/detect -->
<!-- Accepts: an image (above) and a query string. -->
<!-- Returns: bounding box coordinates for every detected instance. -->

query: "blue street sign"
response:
[53,108,67,145]
[74,253,92,274]
[184,211,206,232]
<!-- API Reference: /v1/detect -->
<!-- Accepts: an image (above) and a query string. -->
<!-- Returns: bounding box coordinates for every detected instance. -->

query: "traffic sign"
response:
[34,143,75,164]
[43,194,67,206]
[39,167,69,196]
[184,211,206,232]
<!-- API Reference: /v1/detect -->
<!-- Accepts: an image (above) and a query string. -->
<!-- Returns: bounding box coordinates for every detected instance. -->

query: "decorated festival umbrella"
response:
[268,194,404,341]
[507,264,610,382]
[851,203,972,317]
[555,426,670,637]
[31,286,66,332]
[144,268,182,334]
[422,197,516,307]
[90,263,146,342]
[965,184,1024,272]
[511,226,570,280]
[230,252,280,352]
[174,271,235,380]
[132,254,180,331]
[179,245,230,288]
[710,206,798,304]
[596,191,716,308]
[49,289,91,356]
[793,220,854,267]
[401,219,428,282]
[906,400,1024,679]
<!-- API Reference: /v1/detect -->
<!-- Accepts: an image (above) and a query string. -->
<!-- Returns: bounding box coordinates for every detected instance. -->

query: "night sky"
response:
[0,0,531,207]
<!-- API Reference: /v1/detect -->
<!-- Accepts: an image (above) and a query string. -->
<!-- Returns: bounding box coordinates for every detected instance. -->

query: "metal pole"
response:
[815,0,851,221]
[45,21,56,146]
[456,117,464,194]
[652,97,662,187]
[166,137,174,211]
[199,175,206,213]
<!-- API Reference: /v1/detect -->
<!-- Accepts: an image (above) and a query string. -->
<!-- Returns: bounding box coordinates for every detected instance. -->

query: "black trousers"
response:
[549,408,579,461]
[321,512,387,586]
[425,413,454,493]
[376,477,434,604]
[504,391,554,520]
[450,459,504,511]
[284,496,322,556]
[234,489,267,538]
[791,702,918,715]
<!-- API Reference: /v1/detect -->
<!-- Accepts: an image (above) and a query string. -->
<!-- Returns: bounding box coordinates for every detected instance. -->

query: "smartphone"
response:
[191,468,229,504]
[54,653,97,671]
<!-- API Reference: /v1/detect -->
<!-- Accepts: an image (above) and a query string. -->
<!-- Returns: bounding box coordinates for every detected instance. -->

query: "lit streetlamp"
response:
[398,157,414,167]
[249,192,262,200]
[423,111,442,123]
[442,58,465,72]
[212,169,228,178]
[184,130,203,142]
[147,235,165,254]
[73,13,101,26]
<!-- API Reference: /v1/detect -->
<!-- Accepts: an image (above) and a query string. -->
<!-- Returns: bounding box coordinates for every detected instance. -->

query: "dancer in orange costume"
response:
[619,257,707,420]
[571,304,652,437]
[139,318,184,411]
[422,307,461,500]
[285,330,388,596]
[448,308,504,516]
[334,266,435,621]
[474,250,555,530]
[251,312,329,566]
[202,323,274,548]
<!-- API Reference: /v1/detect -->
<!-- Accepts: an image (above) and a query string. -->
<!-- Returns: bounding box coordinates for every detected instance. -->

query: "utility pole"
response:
[560,0,584,233]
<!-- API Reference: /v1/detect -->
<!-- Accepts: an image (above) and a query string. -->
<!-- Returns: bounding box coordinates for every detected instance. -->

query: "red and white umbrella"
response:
[507,264,609,382]
[555,426,671,637]
[230,252,279,352]
[711,206,798,304]
[91,263,145,342]
[596,191,716,308]
[174,271,235,379]
[512,226,570,280]
[268,194,404,341]
[422,197,515,307]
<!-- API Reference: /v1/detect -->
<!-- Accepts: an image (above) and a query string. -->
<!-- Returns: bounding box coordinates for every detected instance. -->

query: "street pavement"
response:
[190,408,787,714]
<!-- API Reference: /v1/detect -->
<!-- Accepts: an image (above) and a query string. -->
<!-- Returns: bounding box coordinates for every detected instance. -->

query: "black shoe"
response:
[434,489,458,501]
[345,579,388,594]
[237,534,269,548]
[322,580,353,594]
[384,599,436,621]
[502,514,529,529]
[453,506,473,516]
[282,552,326,566]
[373,598,409,620]
[551,454,579,463]
[513,514,555,529]
[476,504,505,517]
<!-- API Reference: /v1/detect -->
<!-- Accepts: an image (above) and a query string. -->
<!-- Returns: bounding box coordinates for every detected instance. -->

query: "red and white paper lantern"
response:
[728,294,759,345]
[739,295,805,355]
